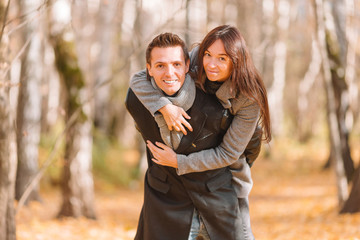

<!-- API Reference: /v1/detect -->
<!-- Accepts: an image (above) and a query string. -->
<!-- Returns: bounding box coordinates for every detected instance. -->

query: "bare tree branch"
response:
[0,0,11,43]
[4,0,48,27]
[7,7,44,36]
[0,30,34,80]
[1,0,49,82]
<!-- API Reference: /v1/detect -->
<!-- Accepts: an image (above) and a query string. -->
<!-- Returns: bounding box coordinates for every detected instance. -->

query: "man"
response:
[125,33,259,240]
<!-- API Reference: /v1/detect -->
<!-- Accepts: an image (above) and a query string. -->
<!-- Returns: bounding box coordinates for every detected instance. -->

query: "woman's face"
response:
[203,39,233,82]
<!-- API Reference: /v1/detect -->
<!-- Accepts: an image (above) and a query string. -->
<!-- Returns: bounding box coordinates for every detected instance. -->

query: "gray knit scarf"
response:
[151,74,196,150]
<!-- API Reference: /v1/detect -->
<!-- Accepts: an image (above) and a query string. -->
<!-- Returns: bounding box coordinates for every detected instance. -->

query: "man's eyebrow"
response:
[153,60,183,64]
[153,61,165,65]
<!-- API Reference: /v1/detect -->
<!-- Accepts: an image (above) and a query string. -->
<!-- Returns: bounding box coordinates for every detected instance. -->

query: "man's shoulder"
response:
[125,88,148,117]
[125,88,137,110]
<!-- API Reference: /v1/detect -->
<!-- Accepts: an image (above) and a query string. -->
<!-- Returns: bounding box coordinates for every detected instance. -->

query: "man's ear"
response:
[146,63,152,76]
[185,59,190,73]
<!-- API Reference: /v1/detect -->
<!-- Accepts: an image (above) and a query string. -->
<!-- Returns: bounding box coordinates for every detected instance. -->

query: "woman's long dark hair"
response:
[197,25,271,142]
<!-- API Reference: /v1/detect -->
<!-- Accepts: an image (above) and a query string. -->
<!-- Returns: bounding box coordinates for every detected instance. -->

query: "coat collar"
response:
[215,79,236,109]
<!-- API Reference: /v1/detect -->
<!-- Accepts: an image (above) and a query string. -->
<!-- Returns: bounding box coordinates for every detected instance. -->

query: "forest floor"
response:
[16,138,360,240]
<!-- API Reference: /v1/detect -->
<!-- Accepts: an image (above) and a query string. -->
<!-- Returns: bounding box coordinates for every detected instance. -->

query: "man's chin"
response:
[163,87,181,96]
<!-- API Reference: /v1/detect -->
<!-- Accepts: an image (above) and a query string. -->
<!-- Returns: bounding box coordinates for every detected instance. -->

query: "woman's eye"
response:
[220,57,226,61]
[204,52,210,57]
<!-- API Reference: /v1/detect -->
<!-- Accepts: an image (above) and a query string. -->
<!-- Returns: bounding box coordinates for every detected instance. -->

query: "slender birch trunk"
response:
[52,35,96,219]
[344,0,358,129]
[313,0,348,205]
[15,0,43,203]
[93,0,118,133]
[268,0,290,136]
[52,0,96,219]
[185,0,191,46]
[297,37,321,141]
[0,1,17,238]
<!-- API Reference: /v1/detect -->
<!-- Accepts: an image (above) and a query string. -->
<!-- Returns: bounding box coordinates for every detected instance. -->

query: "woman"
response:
[130,25,271,239]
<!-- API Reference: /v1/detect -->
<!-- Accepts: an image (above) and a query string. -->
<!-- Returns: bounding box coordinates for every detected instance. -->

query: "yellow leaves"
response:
[250,139,360,240]
[16,189,143,240]
[16,137,360,239]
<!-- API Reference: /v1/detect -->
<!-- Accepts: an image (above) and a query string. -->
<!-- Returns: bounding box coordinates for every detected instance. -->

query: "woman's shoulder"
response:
[231,93,259,113]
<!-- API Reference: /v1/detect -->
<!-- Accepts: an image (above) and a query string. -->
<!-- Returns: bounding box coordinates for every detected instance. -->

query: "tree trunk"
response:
[344,0,358,126]
[40,41,61,133]
[325,0,354,181]
[0,94,17,240]
[237,0,263,69]
[15,0,43,203]
[313,0,348,205]
[236,0,262,52]
[132,0,146,73]
[219,0,227,25]
[205,0,227,28]
[0,1,17,238]
[341,166,360,213]
[268,0,290,136]
[52,36,96,219]
[41,5,61,134]
[206,0,211,30]
[339,0,360,214]
[185,0,191,47]
[297,37,321,142]
[329,63,354,181]
[259,0,275,85]
[93,0,118,133]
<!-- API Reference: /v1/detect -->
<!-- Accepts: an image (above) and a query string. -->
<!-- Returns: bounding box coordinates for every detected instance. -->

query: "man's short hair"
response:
[146,33,189,65]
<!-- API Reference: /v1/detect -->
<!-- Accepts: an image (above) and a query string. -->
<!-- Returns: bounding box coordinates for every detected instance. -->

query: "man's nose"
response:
[165,66,175,77]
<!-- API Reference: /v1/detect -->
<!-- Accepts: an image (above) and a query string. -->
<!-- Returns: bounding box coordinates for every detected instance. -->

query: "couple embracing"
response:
[126,25,271,240]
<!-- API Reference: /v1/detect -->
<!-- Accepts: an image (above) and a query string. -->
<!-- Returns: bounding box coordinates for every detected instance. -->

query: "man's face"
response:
[147,46,190,96]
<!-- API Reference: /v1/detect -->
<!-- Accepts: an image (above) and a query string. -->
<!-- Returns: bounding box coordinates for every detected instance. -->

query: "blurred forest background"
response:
[1,0,360,239]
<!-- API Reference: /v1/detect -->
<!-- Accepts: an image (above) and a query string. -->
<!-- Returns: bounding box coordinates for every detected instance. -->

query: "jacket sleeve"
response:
[244,125,262,167]
[129,69,172,116]
[176,96,260,175]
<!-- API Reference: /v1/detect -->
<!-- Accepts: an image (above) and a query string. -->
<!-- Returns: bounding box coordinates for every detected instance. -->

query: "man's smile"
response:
[164,79,178,84]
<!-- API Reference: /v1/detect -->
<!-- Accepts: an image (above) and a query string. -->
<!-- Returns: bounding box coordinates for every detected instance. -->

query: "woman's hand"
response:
[146,141,178,168]
[159,104,193,135]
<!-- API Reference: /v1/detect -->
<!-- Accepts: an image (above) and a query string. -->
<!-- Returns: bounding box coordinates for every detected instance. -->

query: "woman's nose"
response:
[207,59,217,68]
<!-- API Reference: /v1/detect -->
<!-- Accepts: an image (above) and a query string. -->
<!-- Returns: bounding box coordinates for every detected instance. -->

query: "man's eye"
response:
[156,65,164,68]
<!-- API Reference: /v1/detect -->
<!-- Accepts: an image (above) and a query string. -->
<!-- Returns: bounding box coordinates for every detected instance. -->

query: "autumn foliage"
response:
[16,138,360,240]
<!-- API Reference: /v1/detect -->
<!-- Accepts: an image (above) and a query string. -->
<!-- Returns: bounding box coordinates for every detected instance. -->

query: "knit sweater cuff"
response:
[150,98,172,116]
[176,154,188,175]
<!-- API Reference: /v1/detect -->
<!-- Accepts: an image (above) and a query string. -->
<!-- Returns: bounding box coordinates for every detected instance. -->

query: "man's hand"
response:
[147,141,178,168]
[158,104,193,135]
